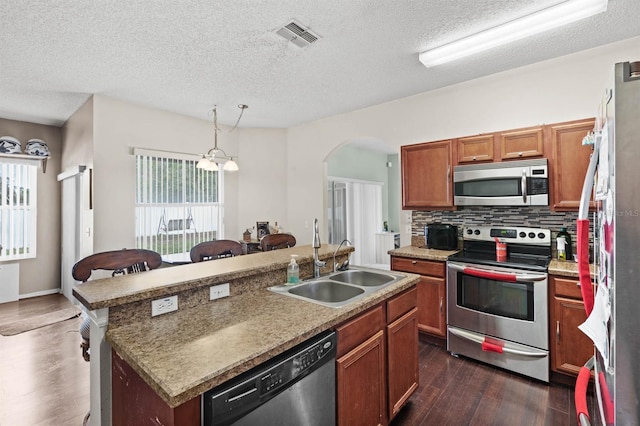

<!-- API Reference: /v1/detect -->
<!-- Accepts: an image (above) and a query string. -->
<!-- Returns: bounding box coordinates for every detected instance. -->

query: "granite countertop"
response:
[548,259,597,278]
[388,245,459,262]
[91,244,419,408]
[388,246,597,278]
[74,245,351,310]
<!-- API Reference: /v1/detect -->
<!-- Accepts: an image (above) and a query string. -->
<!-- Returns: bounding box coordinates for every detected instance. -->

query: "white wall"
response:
[285,36,640,245]
[234,128,288,239]
[87,96,287,252]
[91,96,228,252]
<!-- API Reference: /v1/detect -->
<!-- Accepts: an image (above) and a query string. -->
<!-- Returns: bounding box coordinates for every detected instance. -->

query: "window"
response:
[134,149,223,257]
[0,161,37,260]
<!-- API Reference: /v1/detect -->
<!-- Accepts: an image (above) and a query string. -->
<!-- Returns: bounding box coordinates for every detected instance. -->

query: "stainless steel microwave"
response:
[453,158,548,206]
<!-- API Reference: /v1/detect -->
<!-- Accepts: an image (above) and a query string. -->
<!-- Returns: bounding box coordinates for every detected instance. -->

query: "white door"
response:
[58,166,93,303]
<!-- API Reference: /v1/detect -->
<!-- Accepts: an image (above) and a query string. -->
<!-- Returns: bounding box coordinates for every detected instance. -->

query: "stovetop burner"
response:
[448,225,552,272]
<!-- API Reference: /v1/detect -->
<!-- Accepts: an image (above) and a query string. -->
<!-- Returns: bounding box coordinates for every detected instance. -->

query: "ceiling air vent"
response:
[275,20,319,48]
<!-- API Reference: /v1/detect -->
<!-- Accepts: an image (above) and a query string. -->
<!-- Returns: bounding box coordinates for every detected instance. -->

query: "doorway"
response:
[57,165,93,303]
[328,178,382,266]
[325,139,399,267]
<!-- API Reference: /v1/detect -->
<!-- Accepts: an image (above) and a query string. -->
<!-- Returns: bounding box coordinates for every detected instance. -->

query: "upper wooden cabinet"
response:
[401,140,454,210]
[549,118,596,211]
[500,127,544,160]
[457,134,494,163]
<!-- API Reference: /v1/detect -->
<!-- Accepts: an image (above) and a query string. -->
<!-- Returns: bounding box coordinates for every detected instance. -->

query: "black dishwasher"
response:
[202,331,336,426]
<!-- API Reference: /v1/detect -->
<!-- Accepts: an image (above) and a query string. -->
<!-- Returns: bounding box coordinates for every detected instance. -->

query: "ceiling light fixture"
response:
[418,0,608,68]
[196,104,248,172]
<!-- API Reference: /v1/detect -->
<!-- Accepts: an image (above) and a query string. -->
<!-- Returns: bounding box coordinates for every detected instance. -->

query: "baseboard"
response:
[20,288,62,300]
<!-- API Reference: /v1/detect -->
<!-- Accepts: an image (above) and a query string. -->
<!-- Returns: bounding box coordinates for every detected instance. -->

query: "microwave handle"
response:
[449,263,546,283]
[522,169,527,203]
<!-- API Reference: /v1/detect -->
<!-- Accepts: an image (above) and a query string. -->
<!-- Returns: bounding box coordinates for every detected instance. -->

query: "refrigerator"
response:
[575,61,640,425]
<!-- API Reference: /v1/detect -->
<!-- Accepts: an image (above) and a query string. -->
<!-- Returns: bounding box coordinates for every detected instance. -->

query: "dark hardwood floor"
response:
[391,335,597,426]
[0,294,89,426]
[0,295,596,426]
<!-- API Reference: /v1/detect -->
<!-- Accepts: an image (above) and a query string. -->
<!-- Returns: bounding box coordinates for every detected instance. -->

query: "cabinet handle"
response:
[446,164,451,199]
[556,321,560,343]
[576,282,581,288]
[439,297,443,313]
[412,260,417,264]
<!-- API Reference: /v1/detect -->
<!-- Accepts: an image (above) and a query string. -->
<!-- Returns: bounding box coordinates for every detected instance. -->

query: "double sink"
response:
[268,267,406,308]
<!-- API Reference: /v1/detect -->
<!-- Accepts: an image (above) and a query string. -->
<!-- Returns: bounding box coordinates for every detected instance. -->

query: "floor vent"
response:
[275,20,319,48]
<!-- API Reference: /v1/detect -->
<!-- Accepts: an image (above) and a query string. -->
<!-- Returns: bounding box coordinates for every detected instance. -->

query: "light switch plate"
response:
[210,283,230,300]
[151,295,178,317]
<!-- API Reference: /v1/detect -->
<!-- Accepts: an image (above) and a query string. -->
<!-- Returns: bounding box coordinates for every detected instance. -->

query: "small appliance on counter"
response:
[424,223,458,250]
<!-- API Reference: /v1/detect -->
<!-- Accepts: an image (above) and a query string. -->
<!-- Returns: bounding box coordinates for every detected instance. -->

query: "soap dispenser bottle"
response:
[287,255,300,284]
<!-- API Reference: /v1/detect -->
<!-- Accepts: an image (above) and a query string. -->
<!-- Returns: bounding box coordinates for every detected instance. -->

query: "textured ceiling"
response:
[1,1,639,128]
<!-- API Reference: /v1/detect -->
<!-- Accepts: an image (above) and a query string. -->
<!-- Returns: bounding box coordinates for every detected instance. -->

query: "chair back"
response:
[190,240,243,263]
[72,248,162,282]
[260,234,296,251]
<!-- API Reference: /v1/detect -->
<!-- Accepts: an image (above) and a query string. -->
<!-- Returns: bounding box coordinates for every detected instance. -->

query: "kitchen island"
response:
[73,244,420,425]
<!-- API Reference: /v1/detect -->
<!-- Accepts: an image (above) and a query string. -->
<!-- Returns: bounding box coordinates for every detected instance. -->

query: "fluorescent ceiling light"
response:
[419,0,608,68]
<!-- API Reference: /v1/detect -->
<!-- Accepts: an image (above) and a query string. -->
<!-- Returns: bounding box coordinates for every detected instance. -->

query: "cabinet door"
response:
[337,330,387,426]
[387,308,419,420]
[500,127,544,159]
[417,275,446,337]
[457,134,494,163]
[550,118,596,211]
[551,296,593,376]
[401,140,454,209]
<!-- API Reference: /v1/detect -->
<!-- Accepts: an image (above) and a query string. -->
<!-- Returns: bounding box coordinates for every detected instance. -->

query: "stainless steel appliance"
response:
[447,225,551,382]
[453,158,549,206]
[424,223,458,250]
[574,61,640,426]
[202,331,336,426]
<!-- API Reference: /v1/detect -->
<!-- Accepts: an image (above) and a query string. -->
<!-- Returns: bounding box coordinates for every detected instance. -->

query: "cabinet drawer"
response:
[552,276,583,299]
[336,305,385,358]
[387,287,417,323]
[391,257,445,277]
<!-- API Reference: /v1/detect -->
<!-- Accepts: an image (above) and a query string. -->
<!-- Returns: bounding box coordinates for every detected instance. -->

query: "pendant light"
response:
[196,104,247,172]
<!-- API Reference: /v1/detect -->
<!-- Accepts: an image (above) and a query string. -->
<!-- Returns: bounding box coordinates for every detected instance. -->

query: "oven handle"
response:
[449,327,547,358]
[522,169,527,203]
[448,263,547,283]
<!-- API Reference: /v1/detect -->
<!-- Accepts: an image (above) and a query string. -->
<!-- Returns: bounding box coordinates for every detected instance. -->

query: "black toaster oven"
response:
[424,223,458,250]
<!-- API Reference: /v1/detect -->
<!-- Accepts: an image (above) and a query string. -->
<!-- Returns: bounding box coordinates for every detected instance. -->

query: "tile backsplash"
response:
[412,206,594,256]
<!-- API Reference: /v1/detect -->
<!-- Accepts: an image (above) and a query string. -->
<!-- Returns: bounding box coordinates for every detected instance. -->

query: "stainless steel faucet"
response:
[333,239,352,272]
[312,218,326,278]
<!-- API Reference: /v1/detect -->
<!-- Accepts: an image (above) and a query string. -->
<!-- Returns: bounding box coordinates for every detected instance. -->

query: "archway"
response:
[324,137,400,268]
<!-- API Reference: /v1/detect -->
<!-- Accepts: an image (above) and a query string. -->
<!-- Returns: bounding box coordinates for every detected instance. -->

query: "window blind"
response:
[135,152,223,256]
[0,163,37,260]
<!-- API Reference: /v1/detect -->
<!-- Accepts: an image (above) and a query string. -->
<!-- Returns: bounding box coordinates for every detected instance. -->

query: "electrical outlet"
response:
[210,283,230,300]
[151,295,178,317]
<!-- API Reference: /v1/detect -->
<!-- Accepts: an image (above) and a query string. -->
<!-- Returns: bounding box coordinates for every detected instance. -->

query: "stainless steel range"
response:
[446,225,551,382]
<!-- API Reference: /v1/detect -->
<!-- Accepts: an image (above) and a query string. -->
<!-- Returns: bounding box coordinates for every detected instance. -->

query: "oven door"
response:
[446,261,548,351]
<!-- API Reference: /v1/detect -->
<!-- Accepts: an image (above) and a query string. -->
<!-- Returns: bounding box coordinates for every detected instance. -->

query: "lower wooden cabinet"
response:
[550,275,594,376]
[337,330,387,426]
[387,307,418,418]
[391,257,447,338]
[336,286,418,426]
[417,275,446,337]
[111,351,200,426]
